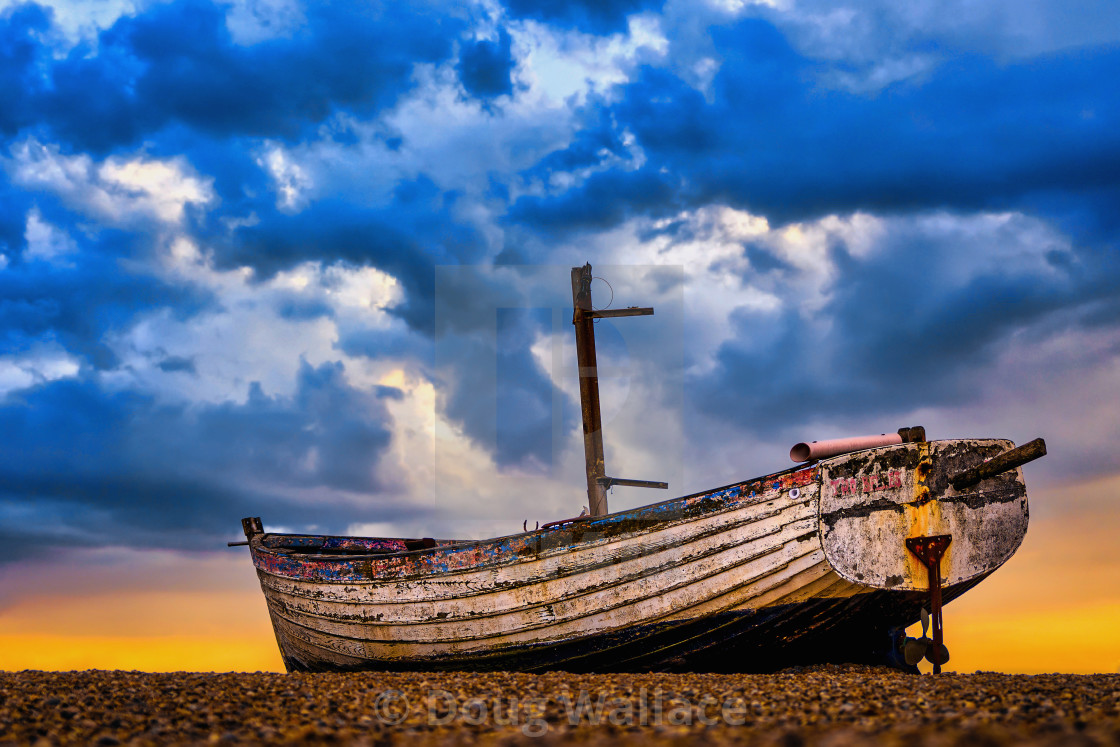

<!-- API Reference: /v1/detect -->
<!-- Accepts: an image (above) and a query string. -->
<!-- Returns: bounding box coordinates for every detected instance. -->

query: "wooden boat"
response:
[236,265,1045,673]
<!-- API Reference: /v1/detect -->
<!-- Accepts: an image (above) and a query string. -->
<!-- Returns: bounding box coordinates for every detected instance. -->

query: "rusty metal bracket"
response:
[241,516,263,540]
[588,307,654,319]
[230,517,263,547]
[906,534,951,673]
[897,425,926,443]
[598,476,669,490]
[907,534,951,567]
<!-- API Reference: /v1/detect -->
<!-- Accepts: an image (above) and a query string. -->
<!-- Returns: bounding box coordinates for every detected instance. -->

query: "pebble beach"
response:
[2,666,1118,746]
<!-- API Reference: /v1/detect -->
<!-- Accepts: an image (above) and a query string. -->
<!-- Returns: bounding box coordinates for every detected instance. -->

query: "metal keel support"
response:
[905,534,952,674]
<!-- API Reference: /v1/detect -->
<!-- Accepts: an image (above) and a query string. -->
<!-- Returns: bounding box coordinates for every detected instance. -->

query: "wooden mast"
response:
[571,263,666,517]
[571,264,608,516]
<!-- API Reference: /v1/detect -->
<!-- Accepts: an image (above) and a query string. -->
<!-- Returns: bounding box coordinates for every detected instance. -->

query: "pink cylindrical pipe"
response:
[790,433,903,462]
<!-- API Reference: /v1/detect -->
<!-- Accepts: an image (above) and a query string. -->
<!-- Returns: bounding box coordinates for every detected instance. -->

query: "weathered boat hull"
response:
[268,580,985,673]
[246,438,1029,672]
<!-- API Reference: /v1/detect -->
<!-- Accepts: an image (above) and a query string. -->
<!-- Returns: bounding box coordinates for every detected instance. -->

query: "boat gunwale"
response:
[257,460,823,559]
[259,515,822,633]
[256,498,804,604]
[250,482,817,584]
[251,466,821,585]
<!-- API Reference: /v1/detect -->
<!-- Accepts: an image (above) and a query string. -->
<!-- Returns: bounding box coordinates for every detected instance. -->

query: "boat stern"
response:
[817,438,1030,592]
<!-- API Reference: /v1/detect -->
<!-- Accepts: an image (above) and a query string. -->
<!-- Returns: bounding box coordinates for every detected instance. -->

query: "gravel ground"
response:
[2,666,1118,746]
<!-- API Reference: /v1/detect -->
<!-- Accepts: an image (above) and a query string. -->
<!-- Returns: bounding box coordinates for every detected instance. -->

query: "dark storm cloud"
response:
[156,355,197,373]
[3,0,464,154]
[0,237,206,368]
[511,19,1120,231]
[207,191,488,335]
[504,0,663,34]
[530,109,631,174]
[743,243,790,275]
[494,307,558,470]
[336,325,427,363]
[458,29,514,100]
[0,169,212,354]
[432,268,572,472]
[0,4,48,139]
[1,0,488,337]
[509,168,680,234]
[0,360,415,563]
[773,0,1120,60]
[0,172,35,261]
[428,265,672,474]
[690,220,1113,432]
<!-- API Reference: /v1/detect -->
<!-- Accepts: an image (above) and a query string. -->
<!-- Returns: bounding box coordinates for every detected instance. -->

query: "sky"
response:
[0,0,1118,674]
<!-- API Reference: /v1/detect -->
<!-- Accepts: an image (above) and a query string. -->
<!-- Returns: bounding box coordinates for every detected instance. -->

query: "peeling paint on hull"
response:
[819,439,1029,591]
[245,438,1029,673]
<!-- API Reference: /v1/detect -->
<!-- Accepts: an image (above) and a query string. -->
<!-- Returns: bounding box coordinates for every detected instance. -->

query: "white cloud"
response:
[8,140,215,226]
[0,342,81,398]
[526,205,1074,389]
[0,0,138,51]
[98,156,214,224]
[102,303,337,403]
[900,211,1070,287]
[221,0,305,45]
[511,16,668,107]
[24,208,78,265]
[264,62,577,217]
[257,144,311,212]
[821,53,938,94]
[706,0,787,11]
[103,238,406,404]
[544,206,883,374]
[740,0,1120,82]
[247,13,668,253]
